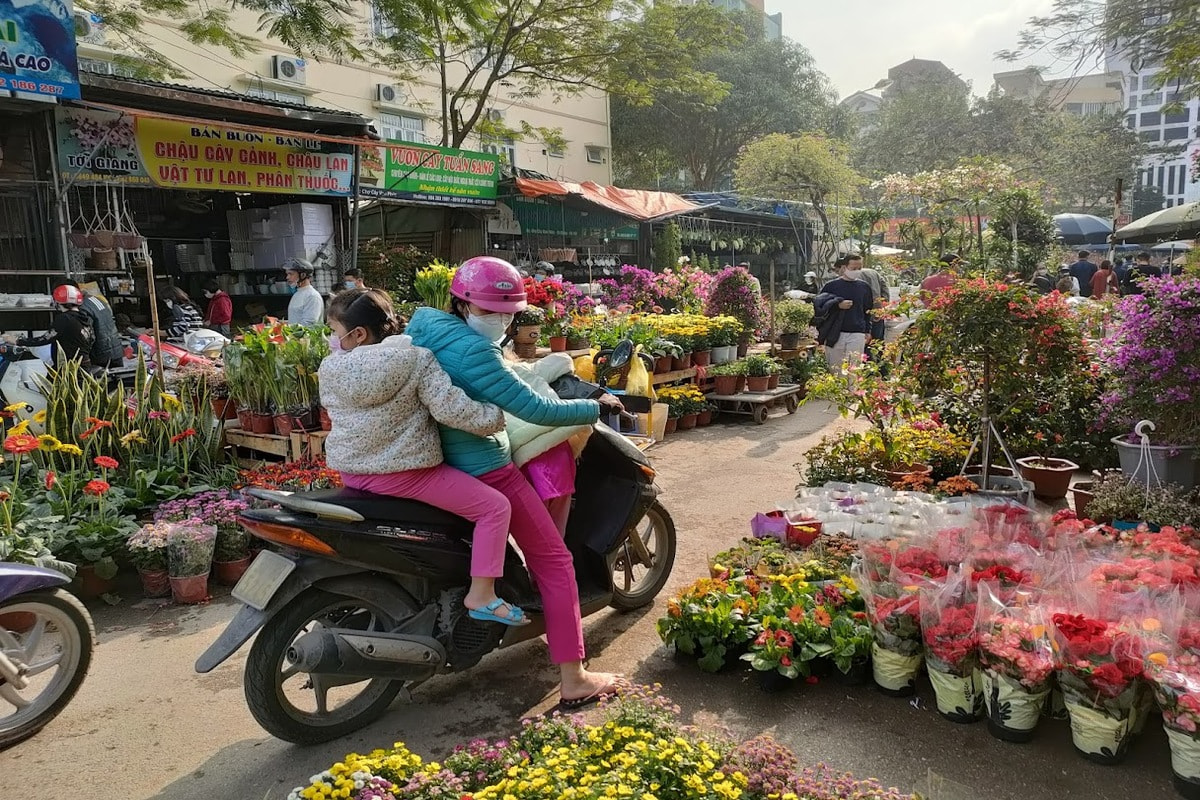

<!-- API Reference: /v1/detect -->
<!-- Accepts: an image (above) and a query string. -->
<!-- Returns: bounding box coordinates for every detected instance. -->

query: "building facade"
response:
[993,68,1124,116]
[71,8,614,185]
[677,0,783,41]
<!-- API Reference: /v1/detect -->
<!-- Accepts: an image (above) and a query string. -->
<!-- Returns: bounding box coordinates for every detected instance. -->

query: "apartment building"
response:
[993,67,1124,116]
[71,7,614,184]
[677,0,783,41]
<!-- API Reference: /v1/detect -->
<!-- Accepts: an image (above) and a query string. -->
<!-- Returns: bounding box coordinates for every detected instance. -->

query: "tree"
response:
[735,134,862,265]
[845,207,888,265]
[853,83,973,176]
[986,188,1058,278]
[1132,183,1166,218]
[1001,1,1200,101]
[612,7,837,191]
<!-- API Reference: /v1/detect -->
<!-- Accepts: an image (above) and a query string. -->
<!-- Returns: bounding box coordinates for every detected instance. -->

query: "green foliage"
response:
[357,240,431,302]
[652,222,683,273]
[986,188,1058,279]
[774,299,815,334]
[797,432,885,487]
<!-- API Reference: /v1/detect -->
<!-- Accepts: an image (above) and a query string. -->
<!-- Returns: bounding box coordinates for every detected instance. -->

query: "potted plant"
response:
[708,362,743,396]
[709,315,743,364]
[656,575,757,672]
[707,266,763,357]
[648,338,682,374]
[1101,276,1200,489]
[697,401,715,427]
[166,521,216,604]
[775,299,815,351]
[541,305,570,352]
[565,316,593,351]
[744,354,776,393]
[828,613,874,685]
[60,472,137,597]
[1084,474,1150,528]
[690,323,713,367]
[127,521,171,597]
[512,306,545,359]
[1015,420,1080,501]
[158,490,252,584]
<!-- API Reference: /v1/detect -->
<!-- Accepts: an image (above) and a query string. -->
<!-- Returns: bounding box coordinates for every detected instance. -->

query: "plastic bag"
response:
[573,348,598,382]
[624,345,655,403]
[750,512,789,543]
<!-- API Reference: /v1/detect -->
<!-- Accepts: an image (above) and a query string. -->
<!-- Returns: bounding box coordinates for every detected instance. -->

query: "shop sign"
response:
[56,107,355,195]
[360,141,498,206]
[0,0,81,99]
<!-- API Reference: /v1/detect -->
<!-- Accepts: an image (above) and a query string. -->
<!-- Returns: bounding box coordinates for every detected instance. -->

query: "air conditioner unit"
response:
[486,108,504,122]
[272,55,307,85]
[376,84,400,103]
[73,12,107,45]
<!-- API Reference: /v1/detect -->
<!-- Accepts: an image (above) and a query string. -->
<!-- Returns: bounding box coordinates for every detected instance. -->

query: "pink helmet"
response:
[52,284,85,306]
[450,256,527,314]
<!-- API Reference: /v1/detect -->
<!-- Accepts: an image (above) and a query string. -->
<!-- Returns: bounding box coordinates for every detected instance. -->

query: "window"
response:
[78,57,141,78]
[1141,92,1163,107]
[585,146,605,164]
[379,112,425,143]
[1142,74,1159,90]
[369,2,397,37]
[1064,102,1083,114]
[244,87,307,105]
[546,145,565,159]
[1165,108,1190,125]
[1126,114,1136,129]
[482,137,516,165]
[1140,130,1162,142]
[1141,111,1162,126]
[1165,127,1189,141]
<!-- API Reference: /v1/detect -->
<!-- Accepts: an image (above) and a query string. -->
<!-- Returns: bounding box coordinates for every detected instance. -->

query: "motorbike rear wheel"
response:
[243,588,406,744]
[0,589,95,750]
[609,501,676,611]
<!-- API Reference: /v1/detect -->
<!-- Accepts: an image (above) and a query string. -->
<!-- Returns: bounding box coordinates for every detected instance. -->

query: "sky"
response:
[769,0,1065,99]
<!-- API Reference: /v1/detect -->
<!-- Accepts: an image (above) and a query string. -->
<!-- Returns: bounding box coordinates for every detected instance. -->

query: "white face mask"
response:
[466,312,513,343]
[843,269,863,280]
[204,291,214,299]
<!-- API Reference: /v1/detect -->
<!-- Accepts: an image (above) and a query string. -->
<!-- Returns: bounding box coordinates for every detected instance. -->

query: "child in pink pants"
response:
[318,289,529,627]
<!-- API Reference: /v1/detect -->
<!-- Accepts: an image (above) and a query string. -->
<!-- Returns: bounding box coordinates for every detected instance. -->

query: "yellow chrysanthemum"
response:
[57,443,83,457]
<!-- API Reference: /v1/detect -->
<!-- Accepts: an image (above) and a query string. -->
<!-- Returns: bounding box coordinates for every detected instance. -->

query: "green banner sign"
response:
[359,141,499,207]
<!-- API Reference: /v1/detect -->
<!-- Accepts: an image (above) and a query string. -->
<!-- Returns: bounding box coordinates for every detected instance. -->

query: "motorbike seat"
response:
[304,488,473,536]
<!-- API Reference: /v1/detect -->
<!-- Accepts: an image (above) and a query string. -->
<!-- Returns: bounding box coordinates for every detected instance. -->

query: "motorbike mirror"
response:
[608,340,634,370]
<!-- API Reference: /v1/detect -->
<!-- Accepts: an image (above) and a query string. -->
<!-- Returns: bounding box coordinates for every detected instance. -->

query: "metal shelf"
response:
[0,306,54,313]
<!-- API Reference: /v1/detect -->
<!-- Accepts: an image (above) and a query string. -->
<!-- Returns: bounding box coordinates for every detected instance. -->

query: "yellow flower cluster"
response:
[291,742,424,800]
[640,314,743,351]
[656,385,707,415]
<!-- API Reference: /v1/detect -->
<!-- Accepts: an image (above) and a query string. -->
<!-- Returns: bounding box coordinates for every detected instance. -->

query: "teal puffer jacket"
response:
[405,307,600,476]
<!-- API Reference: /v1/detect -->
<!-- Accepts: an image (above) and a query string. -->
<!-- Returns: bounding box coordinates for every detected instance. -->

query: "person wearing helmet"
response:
[284,258,325,326]
[405,255,625,709]
[14,284,96,368]
[59,280,125,368]
[533,261,555,282]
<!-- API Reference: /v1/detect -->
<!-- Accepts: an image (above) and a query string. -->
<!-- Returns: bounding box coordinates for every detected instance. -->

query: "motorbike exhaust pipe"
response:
[286,629,446,679]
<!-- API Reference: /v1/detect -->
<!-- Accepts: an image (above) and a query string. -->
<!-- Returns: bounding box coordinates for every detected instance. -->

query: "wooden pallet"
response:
[224,425,329,465]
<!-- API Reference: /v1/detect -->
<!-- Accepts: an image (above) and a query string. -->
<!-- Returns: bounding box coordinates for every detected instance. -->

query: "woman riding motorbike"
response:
[404,256,623,709]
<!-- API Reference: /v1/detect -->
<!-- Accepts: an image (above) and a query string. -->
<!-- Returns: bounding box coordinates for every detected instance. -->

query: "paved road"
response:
[2,403,1176,800]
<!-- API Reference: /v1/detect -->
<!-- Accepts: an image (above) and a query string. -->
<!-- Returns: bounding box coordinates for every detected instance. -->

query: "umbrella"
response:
[837,238,905,256]
[1114,201,1200,244]
[1052,213,1112,245]
[1149,240,1194,252]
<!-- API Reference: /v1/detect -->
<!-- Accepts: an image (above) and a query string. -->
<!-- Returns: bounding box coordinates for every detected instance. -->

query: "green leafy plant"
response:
[413,260,456,310]
[744,353,778,377]
[775,298,815,334]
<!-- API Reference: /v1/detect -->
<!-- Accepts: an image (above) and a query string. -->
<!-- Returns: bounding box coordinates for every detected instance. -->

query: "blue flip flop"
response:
[467,598,531,627]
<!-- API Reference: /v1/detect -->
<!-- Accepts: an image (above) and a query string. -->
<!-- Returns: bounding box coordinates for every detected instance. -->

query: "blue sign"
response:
[0,0,80,100]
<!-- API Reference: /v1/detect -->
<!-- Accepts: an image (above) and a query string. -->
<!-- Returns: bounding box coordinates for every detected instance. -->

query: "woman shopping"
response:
[405,256,625,709]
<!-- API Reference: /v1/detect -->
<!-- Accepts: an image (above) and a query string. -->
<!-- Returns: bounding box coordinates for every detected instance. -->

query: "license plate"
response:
[231,550,296,611]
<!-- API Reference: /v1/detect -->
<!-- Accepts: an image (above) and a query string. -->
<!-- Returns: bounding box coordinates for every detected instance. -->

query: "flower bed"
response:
[287,685,914,800]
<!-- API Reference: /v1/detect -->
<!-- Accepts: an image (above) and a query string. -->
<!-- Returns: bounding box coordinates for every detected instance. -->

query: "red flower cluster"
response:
[1052,613,1141,698]
[970,565,1028,588]
[170,428,197,444]
[93,455,119,470]
[923,604,979,670]
[83,479,111,496]
[79,416,113,440]
[3,434,38,454]
[237,457,343,491]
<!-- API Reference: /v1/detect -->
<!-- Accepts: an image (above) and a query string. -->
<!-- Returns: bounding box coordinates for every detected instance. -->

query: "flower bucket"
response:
[236,407,253,430]
[692,349,712,367]
[664,418,678,435]
[710,345,733,365]
[1064,697,1134,765]
[1166,727,1200,800]
[697,409,713,427]
[872,643,921,696]
[138,568,170,598]
[212,397,238,421]
[713,375,738,395]
[75,563,117,598]
[170,572,210,604]
[291,407,318,432]
[983,670,1049,743]
[746,376,770,392]
[1016,457,1079,500]
[1112,437,1199,490]
[678,413,698,430]
[273,413,294,436]
[548,336,568,352]
[249,413,274,434]
[929,668,984,723]
[653,356,673,375]
[671,353,692,371]
[214,556,252,585]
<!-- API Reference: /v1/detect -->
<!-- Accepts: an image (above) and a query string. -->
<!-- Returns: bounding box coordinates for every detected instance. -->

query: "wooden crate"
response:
[224,425,329,465]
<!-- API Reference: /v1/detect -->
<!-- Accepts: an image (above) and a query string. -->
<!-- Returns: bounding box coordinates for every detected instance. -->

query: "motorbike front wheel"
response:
[243,588,406,744]
[609,500,677,611]
[0,589,95,750]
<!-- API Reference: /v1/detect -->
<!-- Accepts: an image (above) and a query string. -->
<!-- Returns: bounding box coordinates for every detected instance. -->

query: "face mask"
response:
[204,291,214,299]
[844,270,863,280]
[534,275,545,283]
[328,331,356,353]
[344,280,356,290]
[466,312,513,343]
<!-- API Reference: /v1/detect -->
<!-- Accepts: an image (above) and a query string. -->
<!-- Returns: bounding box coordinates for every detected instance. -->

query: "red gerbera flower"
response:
[170,428,197,444]
[94,456,119,470]
[45,471,57,490]
[83,479,111,496]
[3,434,39,454]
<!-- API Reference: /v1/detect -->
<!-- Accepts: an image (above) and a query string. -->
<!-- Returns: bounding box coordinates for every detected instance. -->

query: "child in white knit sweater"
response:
[319,289,529,626]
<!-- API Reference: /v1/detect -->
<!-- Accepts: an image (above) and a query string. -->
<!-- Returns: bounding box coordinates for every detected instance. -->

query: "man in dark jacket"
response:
[66,282,124,368]
[1121,251,1161,295]
[1068,250,1098,298]
[818,256,874,369]
[16,284,96,369]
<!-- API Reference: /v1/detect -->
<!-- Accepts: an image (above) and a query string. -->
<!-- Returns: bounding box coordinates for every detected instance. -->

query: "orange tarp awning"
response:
[514,177,699,222]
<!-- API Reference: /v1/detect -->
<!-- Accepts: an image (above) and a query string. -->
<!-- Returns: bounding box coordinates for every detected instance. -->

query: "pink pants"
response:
[478,463,585,664]
[340,465,511,579]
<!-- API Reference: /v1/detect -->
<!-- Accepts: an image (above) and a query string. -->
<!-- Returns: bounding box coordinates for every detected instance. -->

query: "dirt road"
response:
[2,404,1174,800]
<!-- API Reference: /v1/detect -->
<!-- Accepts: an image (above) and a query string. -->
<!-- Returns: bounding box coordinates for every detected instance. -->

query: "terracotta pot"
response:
[548,336,568,352]
[1071,481,1096,519]
[214,555,252,585]
[1016,456,1079,501]
[664,417,678,434]
[273,413,294,436]
[779,332,802,350]
[0,611,38,633]
[170,572,210,604]
[746,375,770,392]
[678,413,698,430]
[236,407,253,429]
[653,356,673,375]
[713,375,738,395]
[138,568,170,598]
[211,397,238,420]
[319,406,332,431]
[75,563,117,598]
[767,373,780,390]
[876,462,934,486]
[671,352,692,371]
[691,349,712,367]
[291,407,318,432]
[734,375,747,394]
[249,412,274,434]
[697,409,713,426]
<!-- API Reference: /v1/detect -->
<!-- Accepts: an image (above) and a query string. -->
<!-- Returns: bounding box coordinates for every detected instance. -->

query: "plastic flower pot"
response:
[691,349,712,367]
[213,556,252,585]
[75,564,117,598]
[1166,728,1200,800]
[678,413,698,430]
[929,668,984,724]
[291,407,318,432]
[272,413,294,436]
[170,572,210,604]
[872,643,921,696]
[1070,481,1095,518]
[1065,697,1136,765]
[0,611,38,633]
[713,375,738,395]
[653,356,673,375]
[319,406,332,431]
[671,353,692,371]
[249,413,274,434]
[767,373,780,390]
[236,407,253,430]
[983,670,1049,743]
[1016,457,1079,500]
[138,568,170,598]
[566,336,590,351]
[734,375,747,394]
[1112,436,1199,490]
[756,669,794,693]
[746,375,770,392]
[212,397,237,420]
[548,336,568,352]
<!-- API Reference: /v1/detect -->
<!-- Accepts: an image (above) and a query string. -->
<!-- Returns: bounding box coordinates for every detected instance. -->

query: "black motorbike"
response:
[196,343,675,744]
